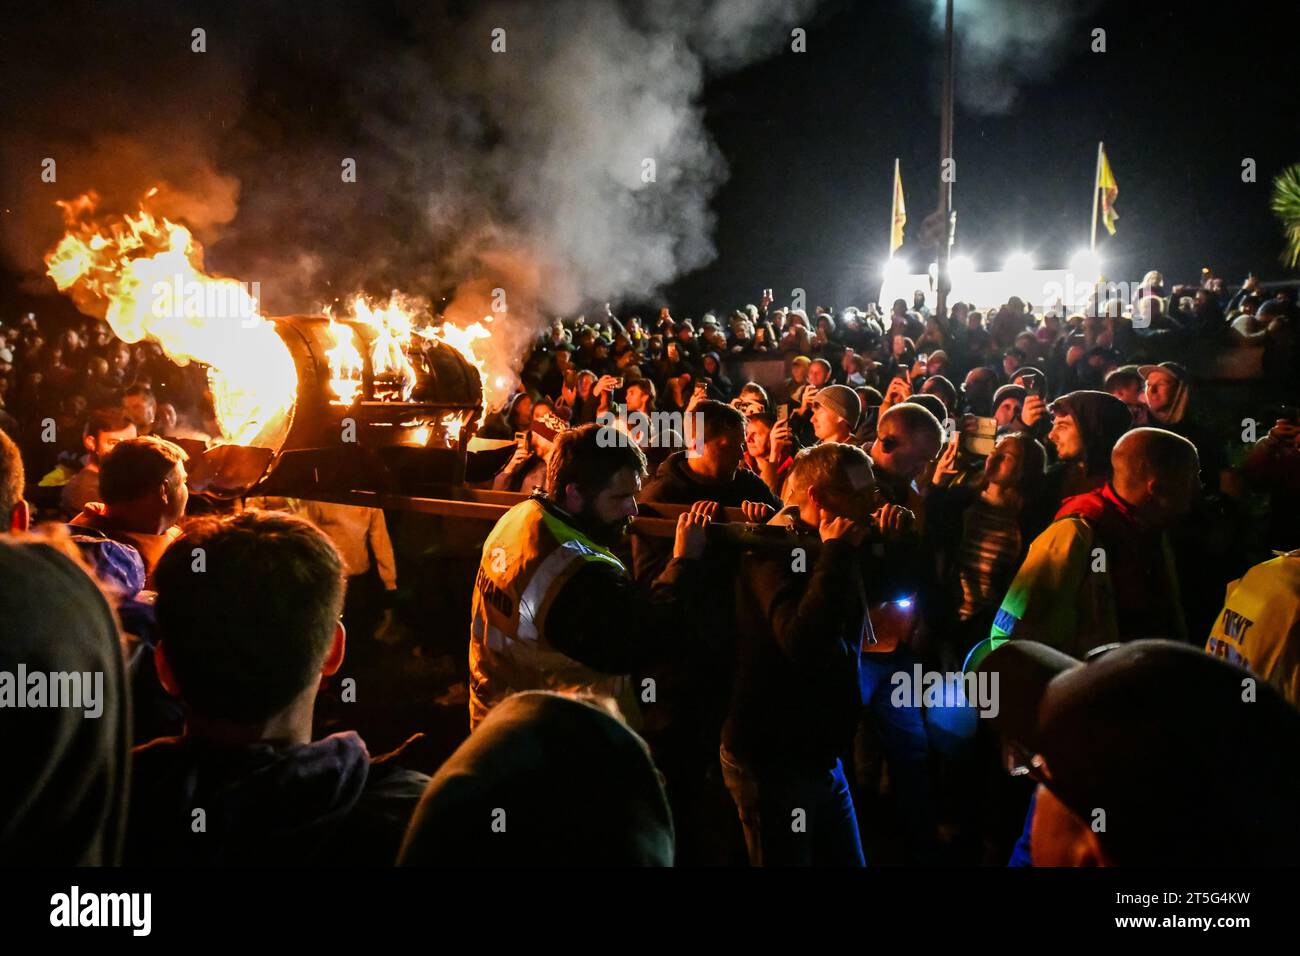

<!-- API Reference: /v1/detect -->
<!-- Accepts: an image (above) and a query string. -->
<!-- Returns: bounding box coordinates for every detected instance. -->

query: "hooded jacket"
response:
[398,692,674,866]
[1032,390,1132,526]
[986,483,1185,661]
[1,539,130,865]
[126,731,428,866]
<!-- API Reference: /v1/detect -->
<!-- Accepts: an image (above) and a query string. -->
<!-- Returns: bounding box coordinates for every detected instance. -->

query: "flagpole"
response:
[1091,141,1103,252]
[935,0,954,321]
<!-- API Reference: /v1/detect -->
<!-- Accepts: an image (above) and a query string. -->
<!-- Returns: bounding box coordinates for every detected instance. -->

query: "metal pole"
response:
[935,0,954,321]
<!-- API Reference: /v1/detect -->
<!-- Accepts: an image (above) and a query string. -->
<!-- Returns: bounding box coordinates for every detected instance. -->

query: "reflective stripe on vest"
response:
[469,498,629,726]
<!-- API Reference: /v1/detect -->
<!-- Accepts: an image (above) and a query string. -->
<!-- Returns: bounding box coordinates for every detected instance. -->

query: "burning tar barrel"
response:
[188,315,484,498]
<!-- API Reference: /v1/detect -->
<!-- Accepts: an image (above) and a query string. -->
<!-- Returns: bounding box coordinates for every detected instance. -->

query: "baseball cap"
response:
[1136,360,1188,384]
[531,410,570,443]
[809,384,861,428]
[992,384,1027,408]
[979,639,1300,865]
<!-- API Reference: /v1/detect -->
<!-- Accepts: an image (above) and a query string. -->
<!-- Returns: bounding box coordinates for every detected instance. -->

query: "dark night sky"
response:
[3,0,1300,321]
[669,0,1300,309]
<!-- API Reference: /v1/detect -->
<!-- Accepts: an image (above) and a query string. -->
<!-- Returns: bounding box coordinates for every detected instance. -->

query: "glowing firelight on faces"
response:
[44,191,297,448]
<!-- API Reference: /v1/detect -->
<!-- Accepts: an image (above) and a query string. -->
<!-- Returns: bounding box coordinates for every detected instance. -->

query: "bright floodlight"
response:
[1069,248,1103,279]
[1004,252,1033,274]
[950,255,975,277]
[882,257,911,280]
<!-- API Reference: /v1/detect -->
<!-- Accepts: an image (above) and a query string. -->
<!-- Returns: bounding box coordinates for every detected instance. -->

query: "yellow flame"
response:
[323,317,364,405]
[441,411,464,444]
[44,192,296,448]
[337,292,493,424]
[344,295,417,401]
[421,319,492,423]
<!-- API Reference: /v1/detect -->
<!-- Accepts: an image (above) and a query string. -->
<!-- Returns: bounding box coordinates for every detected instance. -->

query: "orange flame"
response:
[420,318,493,421]
[322,317,364,406]
[44,191,296,448]
[334,292,496,424]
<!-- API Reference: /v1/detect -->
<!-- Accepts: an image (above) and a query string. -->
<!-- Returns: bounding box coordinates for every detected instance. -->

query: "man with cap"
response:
[491,409,568,495]
[991,383,1027,434]
[979,428,1198,663]
[979,639,1300,866]
[1139,360,1245,639]
[807,384,861,446]
[1138,361,1225,494]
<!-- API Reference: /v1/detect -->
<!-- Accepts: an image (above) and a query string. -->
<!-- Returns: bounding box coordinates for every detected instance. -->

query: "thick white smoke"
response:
[1,0,819,329]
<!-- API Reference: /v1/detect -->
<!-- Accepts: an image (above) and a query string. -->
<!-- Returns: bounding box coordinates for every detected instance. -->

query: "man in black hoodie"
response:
[630,400,779,863]
[1024,389,1132,531]
[722,442,875,866]
[126,511,429,866]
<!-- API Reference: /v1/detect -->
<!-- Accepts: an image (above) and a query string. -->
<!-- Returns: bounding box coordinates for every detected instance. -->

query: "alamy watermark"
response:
[1040,273,1158,327]
[50,886,151,936]
[151,272,263,327]
[595,408,706,457]
[0,666,103,718]
[889,664,999,718]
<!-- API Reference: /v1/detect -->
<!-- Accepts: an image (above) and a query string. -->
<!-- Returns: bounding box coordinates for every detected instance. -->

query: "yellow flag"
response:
[1098,147,1119,235]
[890,159,906,254]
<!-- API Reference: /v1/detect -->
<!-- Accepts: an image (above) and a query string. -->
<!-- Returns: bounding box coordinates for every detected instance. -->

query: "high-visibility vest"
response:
[468,497,635,730]
[1206,552,1300,709]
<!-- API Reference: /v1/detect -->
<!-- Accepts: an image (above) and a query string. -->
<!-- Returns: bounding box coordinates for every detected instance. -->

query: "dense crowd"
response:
[2,270,1300,867]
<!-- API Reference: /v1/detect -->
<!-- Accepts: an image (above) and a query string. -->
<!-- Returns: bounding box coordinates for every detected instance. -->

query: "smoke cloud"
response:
[0,0,817,357]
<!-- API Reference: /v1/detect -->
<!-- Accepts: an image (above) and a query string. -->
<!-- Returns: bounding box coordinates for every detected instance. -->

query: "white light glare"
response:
[1069,248,1103,279]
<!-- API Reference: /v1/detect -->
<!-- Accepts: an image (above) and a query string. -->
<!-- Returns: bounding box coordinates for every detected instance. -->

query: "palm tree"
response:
[1271,163,1300,268]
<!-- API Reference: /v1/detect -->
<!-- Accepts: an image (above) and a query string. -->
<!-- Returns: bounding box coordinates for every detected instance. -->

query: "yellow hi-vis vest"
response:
[468,497,635,730]
[1206,551,1300,709]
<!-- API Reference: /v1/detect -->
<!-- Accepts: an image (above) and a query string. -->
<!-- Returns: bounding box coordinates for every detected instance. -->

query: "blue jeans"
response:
[719,746,865,867]
[859,647,938,863]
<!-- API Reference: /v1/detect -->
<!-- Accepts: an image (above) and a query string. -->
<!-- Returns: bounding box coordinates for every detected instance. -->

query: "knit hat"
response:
[809,384,862,429]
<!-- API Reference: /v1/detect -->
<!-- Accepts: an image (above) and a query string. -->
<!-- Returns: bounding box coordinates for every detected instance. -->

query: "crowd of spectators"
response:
[3,269,1300,868]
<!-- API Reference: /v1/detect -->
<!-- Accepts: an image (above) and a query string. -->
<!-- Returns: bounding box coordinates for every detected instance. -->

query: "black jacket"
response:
[723,538,866,771]
[638,450,780,511]
[125,732,429,866]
